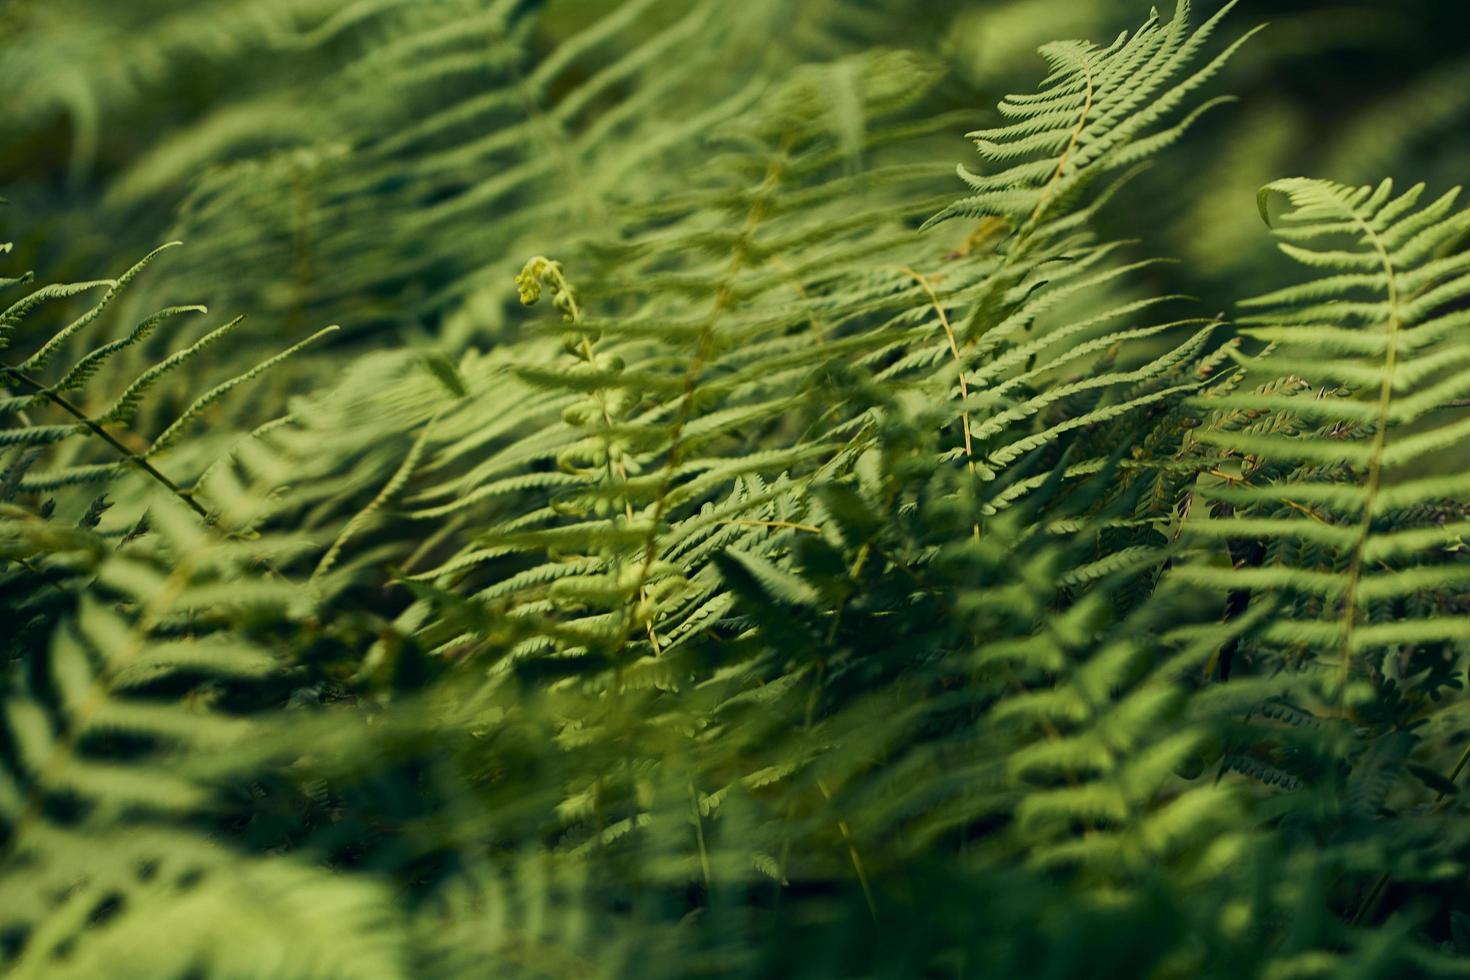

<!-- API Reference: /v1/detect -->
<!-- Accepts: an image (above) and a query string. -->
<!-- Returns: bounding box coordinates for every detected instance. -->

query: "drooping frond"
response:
[1181,177,1470,693]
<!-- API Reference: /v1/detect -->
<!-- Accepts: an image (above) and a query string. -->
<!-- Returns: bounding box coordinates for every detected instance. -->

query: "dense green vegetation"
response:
[3,1,1470,975]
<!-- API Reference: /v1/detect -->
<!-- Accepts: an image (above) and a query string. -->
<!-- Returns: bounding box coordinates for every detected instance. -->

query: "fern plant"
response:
[4,1,1470,977]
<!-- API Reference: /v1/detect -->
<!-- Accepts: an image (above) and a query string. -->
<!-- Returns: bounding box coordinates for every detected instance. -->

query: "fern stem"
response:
[903,265,979,538]
[1,363,209,520]
[817,778,878,924]
[1332,197,1401,698]
[9,552,69,596]
[623,143,789,652]
[767,254,827,344]
[717,518,821,534]
[688,781,713,893]
[559,265,662,653]
[1025,53,1095,233]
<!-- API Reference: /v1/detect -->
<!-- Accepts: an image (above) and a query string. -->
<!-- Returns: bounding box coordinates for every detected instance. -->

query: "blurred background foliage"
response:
[4,1,1470,976]
[4,0,1470,337]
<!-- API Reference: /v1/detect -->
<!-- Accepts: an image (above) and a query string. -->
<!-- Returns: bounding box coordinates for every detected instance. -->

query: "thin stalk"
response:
[2,363,208,520]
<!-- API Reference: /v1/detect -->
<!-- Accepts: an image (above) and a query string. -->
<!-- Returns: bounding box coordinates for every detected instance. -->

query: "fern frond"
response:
[1186,177,1470,690]
[926,1,1258,233]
